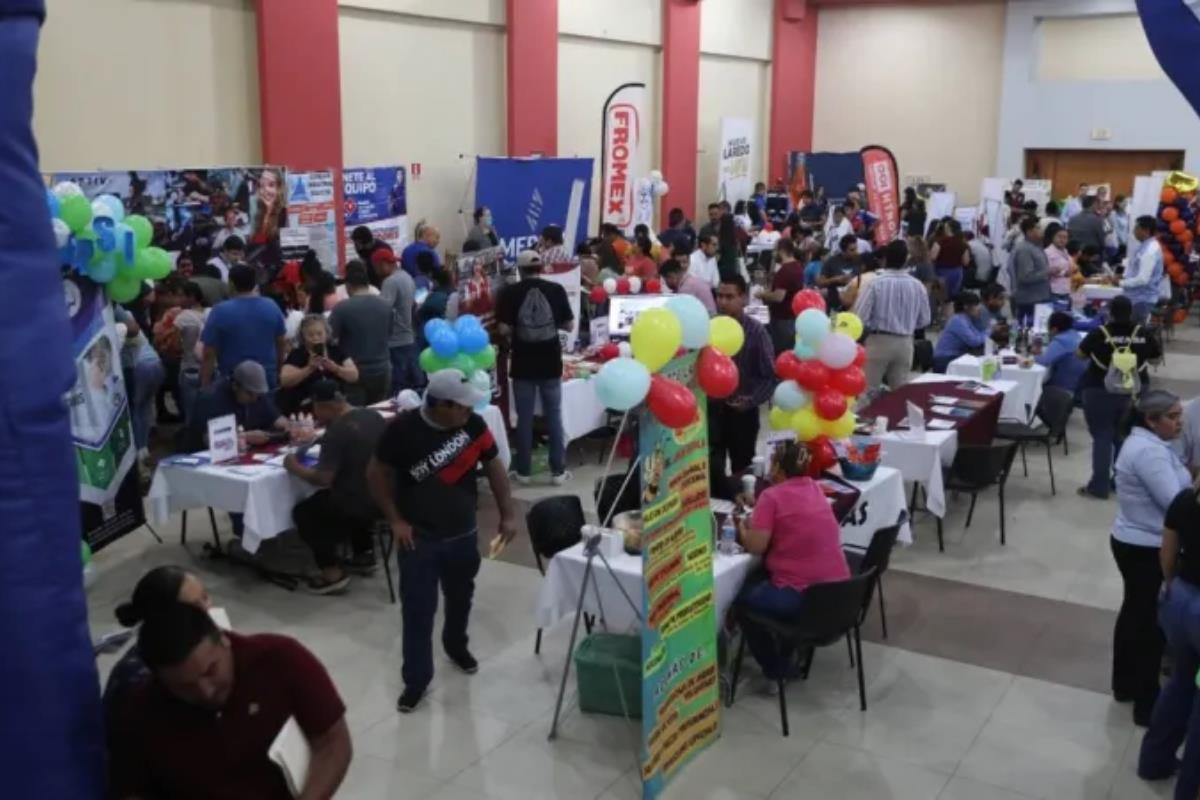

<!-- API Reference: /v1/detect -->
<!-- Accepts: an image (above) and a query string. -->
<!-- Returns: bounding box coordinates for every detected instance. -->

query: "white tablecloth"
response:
[1082,285,1122,303]
[875,429,957,518]
[150,404,512,554]
[507,377,610,443]
[839,466,913,549]
[946,355,1045,423]
[910,373,1022,423]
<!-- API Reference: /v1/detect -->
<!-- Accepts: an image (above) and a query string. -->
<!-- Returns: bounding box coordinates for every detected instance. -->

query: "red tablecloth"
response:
[861,381,1002,446]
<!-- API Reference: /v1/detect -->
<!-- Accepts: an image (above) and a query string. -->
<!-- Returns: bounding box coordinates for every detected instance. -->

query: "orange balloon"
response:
[1175,309,1189,324]
[1164,249,1177,266]
[1171,219,1187,235]
[1163,207,1180,223]
[613,238,630,259]
[1163,187,1179,204]
[1169,263,1183,278]
[1184,230,1195,243]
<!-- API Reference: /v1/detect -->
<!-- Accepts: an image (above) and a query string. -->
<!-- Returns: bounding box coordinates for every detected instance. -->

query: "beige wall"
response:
[697,55,770,215]
[1036,13,1163,82]
[339,7,506,248]
[701,0,772,60]
[813,2,1005,203]
[559,0,661,46]
[34,0,260,170]
[339,0,503,26]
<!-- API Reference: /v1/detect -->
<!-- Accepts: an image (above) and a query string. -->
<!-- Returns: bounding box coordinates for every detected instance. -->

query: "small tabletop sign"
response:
[208,413,238,464]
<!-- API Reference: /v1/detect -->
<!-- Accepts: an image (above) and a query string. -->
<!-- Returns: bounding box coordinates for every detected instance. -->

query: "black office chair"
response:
[844,522,903,639]
[994,386,1075,495]
[728,570,876,736]
[593,470,641,525]
[373,519,396,604]
[526,496,592,654]
[937,443,1020,552]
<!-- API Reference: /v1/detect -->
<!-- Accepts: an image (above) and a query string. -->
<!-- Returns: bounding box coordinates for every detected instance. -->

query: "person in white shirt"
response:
[1121,215,1165,324]
[825,205,853,250]
[1062,184,1087,223]
[689,233,721,288]
[206,235,244,283]
[211,207,250,252]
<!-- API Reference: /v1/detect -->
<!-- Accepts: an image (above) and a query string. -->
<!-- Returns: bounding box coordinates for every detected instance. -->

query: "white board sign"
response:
[207,413,238,463]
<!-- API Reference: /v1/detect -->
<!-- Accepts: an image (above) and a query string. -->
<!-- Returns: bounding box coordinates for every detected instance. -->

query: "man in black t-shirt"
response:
[496,250,574,485]
[366,369,518,713]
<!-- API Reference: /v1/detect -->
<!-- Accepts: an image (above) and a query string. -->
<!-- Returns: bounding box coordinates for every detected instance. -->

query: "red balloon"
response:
[775,351,804,382]
[830,366,866,397]
[791,289,827,317]
[598,343,620,361]
[616,277,631,294]
[793,359,831,393]
[853,343,866,368]
[646,375,698,429]
[589,285,607,304]
[645,278,662,293]
[1171,219,1187,236]
[1163,207,1180,223]
[807,436,838,477]
[813,389,848,421]
[697,346,739,399]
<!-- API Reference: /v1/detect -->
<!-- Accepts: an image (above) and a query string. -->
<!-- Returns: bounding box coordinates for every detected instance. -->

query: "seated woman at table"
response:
[278,314,359,415]
[1036,311,1085,399]
[932,291,987,373]
[736,440,850,681]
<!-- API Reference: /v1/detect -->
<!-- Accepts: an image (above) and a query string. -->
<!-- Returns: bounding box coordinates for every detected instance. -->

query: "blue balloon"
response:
[429,326,460,358]
[454,314,481,334]
[773,380,809,412]
[46,189,60,219]
[795,308,830,346]
[665,294,710,349]
[111,223,135,265]
[794,341,816,360]
[595,357,651,411]
[458,324,489,353]
[87,253,117,284]
[423,318,451,342]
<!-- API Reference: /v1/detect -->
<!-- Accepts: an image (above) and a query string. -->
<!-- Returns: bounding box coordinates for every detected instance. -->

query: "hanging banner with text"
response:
[638,352,719,800]
[343,166,408,262]
[474,157,593,261]
[718,117,755,207]
[64,276,144,552]
[284,170,338,272]
[861,145,901,248]
[601,82,647,234]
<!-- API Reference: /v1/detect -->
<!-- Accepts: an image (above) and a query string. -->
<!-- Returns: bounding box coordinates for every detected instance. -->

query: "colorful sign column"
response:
[638,352,720,799]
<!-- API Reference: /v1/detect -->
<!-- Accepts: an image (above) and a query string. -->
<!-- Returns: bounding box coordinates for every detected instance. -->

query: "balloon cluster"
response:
[418,315,497,409]
[592,295,742,429]
[590,274,663,304]
[48,182,173,303]
[768,289,866,445]
[1158,180,1198,287]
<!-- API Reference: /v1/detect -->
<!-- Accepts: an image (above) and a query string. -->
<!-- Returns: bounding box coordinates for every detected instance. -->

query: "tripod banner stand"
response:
[637,352,720,799]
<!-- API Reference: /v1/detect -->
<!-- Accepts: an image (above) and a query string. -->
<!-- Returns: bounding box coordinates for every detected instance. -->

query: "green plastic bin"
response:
[573,633,642,719]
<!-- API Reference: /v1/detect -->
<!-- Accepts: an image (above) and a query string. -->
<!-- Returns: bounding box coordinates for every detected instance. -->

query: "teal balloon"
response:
[94,194,124,222]
[419,347,450,373]
[595,357,651,411]
[794,341,816,360]
[88,253,118,284]
[472,344,497,370]
[124,214,152,249]
[666,294,710,349]
[112,222,136,265]
[773,380,809,412]
[59,194,93,234]
[795,308,831,346]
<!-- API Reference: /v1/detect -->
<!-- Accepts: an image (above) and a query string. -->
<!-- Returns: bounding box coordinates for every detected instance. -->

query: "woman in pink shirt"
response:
[736,440,850,679]
[1044,223,1074,303]
[624,234,660,280]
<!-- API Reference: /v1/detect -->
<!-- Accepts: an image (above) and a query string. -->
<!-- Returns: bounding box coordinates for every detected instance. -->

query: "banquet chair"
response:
[372,519,396,604]
[526,495,592,654]
[593,471,641,526]
[728,570,876,735]
[937,443,1020,552]
[994,386,1075,496]
[843,522,903,640]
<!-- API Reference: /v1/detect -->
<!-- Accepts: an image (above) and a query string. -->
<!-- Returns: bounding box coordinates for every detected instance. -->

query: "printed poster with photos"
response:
[638,352,719,799]
[284,170,338,271]
[343,166,408,261]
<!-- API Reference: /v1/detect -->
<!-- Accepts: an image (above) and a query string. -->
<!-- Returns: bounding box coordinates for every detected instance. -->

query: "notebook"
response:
[268,717,310,798]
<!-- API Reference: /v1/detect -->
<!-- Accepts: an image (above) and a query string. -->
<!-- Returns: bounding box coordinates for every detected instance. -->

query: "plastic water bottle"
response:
[719,517,737,555]
[236,425,247,455]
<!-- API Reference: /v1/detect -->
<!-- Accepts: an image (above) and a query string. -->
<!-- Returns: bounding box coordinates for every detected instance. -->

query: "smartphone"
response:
[312,342,326,357]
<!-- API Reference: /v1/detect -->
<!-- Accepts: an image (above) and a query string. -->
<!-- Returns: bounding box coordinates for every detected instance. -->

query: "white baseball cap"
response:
[424,369,488,408]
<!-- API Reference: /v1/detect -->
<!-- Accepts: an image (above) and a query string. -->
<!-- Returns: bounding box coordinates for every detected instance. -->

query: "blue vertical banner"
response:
[1136,1,1200,120]
[342,166,408,261]
[474,157,593,261]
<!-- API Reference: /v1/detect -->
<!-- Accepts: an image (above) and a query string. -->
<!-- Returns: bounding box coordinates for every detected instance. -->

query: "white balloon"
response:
[603,277,618,294]
[53,181,84,200]
[617,341,633,358]
[654,181,670,197]
[395,389,422,410]
[628,276,642,294]
[51,218,71,248]
[649,169,663,182]
[817,332,857,370]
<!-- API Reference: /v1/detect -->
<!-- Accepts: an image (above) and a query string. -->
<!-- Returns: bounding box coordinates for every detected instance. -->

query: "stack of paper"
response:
[268,717,310,798]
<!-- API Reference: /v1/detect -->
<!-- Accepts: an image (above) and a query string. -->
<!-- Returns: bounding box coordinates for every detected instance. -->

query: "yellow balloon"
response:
[630,307,682,372]
[792,406,822,442]
[768,406,791,431]
[821,410,857,440]
[709,315,745,357]
[835,312,864,341]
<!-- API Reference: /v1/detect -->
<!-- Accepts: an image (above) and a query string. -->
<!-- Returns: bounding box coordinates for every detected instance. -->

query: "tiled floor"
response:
[85,321,1200,799]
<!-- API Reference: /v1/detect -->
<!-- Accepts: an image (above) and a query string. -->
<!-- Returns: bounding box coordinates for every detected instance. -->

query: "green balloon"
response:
[107,273,142,303]
[80,540,92,565]
[60,194,93,234]
[472,344,497,370]
[418,347,449,374]
[132,247,171,280]
[125,214,153,249]
[449,353,476,375]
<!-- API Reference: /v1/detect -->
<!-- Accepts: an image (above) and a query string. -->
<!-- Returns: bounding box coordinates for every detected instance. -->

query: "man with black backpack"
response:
[497,249,575,485]
[1077,296,1162,499]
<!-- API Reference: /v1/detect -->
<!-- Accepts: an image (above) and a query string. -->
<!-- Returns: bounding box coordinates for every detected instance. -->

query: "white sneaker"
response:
[551,470,573,486]
[510,471,532,486]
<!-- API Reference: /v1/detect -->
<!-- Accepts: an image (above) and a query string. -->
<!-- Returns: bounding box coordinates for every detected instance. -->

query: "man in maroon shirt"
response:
[109,603,352,800]
[760,238,807,355]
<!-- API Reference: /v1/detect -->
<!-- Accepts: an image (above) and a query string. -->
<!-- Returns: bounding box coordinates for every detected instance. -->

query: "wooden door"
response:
[1024,149,1184,198]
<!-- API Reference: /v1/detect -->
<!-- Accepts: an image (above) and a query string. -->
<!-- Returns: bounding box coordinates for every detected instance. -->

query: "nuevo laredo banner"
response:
[601,82,647,234]
[638,352,719,799]
[861,145,901,248]
[718,117,755,207]
[64,275,145,552]
[342,166,408,262]
[474,157,593,261]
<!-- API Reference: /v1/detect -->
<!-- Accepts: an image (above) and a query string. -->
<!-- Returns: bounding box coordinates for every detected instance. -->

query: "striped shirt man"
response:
[855,267,931,390]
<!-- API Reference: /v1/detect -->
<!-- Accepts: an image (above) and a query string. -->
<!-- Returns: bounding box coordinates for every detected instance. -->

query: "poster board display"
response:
[638,352,719,799]
[717,117,755,207]
[342,166,408,263]
[475,157,593,261]
[284,170,338,272]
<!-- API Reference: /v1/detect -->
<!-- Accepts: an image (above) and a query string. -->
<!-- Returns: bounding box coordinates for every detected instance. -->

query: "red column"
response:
[768,0,818,185]
[661,0,701,221]
[506,0,557,156]
[254,0,346,267]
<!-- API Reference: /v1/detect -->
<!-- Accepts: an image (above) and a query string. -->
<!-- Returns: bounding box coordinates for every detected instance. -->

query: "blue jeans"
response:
[1140,578,1200,797]
[131,358,164,450]
[397,531,481,690]
[740,578,807,680]
[178,367,200,423]
[1082,387,1131,498]
[389,343,423,394]
[1132,302,1154,325]
[513,378,565,477]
